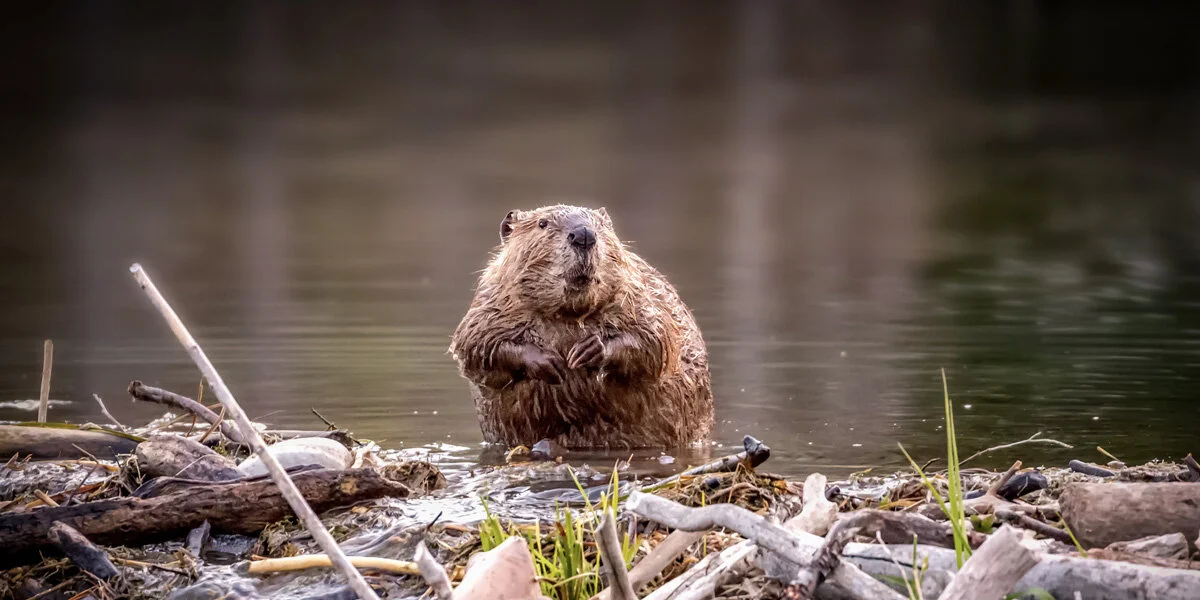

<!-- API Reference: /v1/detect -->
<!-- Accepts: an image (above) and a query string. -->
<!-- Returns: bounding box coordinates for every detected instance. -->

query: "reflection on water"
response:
[1,2,1198,476]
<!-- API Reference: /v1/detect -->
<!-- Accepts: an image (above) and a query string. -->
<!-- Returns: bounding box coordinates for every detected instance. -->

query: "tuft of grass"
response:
[477,464,634,600]
[899,368,972,569]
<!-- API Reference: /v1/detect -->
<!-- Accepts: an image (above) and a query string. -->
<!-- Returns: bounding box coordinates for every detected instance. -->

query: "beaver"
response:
[449,204,714,449]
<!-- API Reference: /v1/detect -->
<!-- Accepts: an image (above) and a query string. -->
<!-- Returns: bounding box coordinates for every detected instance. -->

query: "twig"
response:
[414,541,454,600]
[38,340,53,422]
[248,554,422,576]
[986,461,1022,497]
[24,577,76,600]
[128,380,245,445]
[1097,446,1123,464]
[197,405,226,445]
[66,464,101,505]
[110,556,191,576]
[311,408,337,430]
[597,512,636,600]
[90,394,125,429]
[995,509,1073,544]
[595,529,706,600]
[959,432,1072,466]
[33,490,59,507]
[129,263,379,600]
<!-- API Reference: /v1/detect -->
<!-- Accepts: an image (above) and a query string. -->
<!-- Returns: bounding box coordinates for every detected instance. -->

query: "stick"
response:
[37,340,53,423]
[995,509,1073,544]
[128,381,245,445]
[90,395,125,429]
[33,490,59,508]
[129,263,379,600]
[790,514,866,599]
[414,541,454,600]
[627,492,905,600]
[672,541,757,600]
[594,529,706,600]
[643,540,753,600]
[939,526,1039,600]
[249,554,422,576]
[47,521,118,579]
[959,432,1071,466]
[986,461,1022,497]
[597,512,636,600]
[197,405,226,445]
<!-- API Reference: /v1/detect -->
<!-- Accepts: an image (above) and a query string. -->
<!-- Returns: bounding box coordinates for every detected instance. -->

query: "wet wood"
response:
[135,435,240,481]
[939,526,1038,600]
[1061,482,1200,550]
[597,512,636,600]
[37,340,52,423]
[47,521,118,579]
[0,424,140,460]
[127,380,245,445]
[0,468,408,567]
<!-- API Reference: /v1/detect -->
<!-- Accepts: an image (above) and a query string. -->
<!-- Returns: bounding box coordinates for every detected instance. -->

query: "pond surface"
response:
[2,3,1198,477]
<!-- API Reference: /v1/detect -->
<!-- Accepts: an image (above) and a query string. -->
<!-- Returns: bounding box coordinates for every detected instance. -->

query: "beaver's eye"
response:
[538,219,549,229]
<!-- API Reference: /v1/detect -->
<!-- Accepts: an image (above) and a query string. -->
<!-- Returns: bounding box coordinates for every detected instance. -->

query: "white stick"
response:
[415,541,455,600]
[129,263,379,600]
[37,340,53,422]
[939,526,1039,600]
[597,512,637,600]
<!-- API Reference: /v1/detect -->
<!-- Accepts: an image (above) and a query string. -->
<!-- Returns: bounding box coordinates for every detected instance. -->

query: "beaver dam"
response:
[2,378,1199,600]
[1,267,1199,600]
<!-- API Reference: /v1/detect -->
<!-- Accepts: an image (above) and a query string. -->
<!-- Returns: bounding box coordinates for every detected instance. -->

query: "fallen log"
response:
[0,467,408,567]
[938,526,1038,600]
[0,424,140,460]
[1061,482,1200,550]
[843,540,1200,600]
[135,435,240,481]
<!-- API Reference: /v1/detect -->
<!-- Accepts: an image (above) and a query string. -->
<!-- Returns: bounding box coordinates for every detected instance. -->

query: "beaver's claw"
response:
[523,347,566,385]
[567,335,605,369]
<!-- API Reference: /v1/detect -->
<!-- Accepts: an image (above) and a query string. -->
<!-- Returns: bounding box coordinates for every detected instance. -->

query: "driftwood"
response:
[786,473,837,536]
[414,542,454,600]
[995,508,1073,544]
[37,340,52,423]
[844,540,1200,599]
[1061,482,1200,550]
[1069,459,1116,478]
[131,263,379,600]
[938,526,1038,600]
[643,540,755,600]
[249,554,421,576]
[0,467,407,566]
[191,429,357,450]
[134,435,240,481]
[627,492,905,600]
[0,424,140,460]
[128,380,245,446]
[593,529,706,600]
[1105,532,1190,560]
[47,521,118,579]
[597,512,636,600]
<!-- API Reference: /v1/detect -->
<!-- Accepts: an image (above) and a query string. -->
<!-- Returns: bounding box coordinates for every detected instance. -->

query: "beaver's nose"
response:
[567,226,596,250]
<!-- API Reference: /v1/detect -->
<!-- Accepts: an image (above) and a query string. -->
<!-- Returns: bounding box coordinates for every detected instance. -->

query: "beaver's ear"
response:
[500,210,519,243]
[595,207,612,228]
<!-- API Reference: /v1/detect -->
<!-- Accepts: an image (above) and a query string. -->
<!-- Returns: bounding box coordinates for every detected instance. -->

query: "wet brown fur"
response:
[449,205,714,449]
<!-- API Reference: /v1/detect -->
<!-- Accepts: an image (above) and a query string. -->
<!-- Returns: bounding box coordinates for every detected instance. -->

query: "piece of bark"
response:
[128,380,246,445]
[939,526,1039,600]
[627,492,906,600]
[1061,483,1200,551]
[593,529,705,600]
[0,468,408,567]
[844,540,1200,600]
[47,521,118,579]
[786,473,838,536]
[0,425,139,460]
[135,435,240,481]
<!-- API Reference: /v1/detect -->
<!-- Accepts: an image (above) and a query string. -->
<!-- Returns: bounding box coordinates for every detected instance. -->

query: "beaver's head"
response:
[487,204,629,316]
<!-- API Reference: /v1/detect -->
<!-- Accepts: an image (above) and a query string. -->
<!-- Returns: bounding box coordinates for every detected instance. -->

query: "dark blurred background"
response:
[1,1,1198,473]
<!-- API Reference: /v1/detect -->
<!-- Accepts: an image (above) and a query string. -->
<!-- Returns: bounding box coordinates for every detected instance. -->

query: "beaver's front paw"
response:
[567,335,605,369]
[522,346,567,384]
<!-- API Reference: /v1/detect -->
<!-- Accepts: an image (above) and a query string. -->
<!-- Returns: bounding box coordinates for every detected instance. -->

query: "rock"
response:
[236,437,352,478]
[455,536,547,600]
[996,470,1048,500]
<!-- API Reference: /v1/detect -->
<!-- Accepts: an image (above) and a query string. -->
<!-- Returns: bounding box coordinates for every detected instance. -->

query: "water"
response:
[1,3,1198,477]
